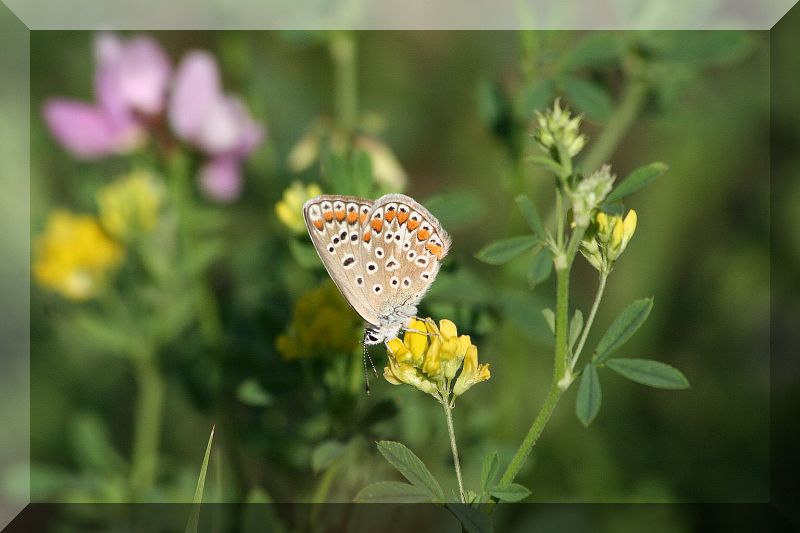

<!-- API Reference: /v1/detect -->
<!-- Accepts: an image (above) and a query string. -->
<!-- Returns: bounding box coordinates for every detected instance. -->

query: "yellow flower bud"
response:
[97,170,163,240]
[275,181,323,234]
[453,344,491,397]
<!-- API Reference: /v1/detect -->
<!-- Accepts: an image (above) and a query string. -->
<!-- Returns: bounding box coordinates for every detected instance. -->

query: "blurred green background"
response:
[20,25,773,528]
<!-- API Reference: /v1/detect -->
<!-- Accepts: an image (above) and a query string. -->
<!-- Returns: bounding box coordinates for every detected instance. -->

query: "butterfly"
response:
[303,193,451,388]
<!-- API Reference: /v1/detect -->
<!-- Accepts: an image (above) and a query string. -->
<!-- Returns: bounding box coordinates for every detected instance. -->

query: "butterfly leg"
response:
[362,329,379,395]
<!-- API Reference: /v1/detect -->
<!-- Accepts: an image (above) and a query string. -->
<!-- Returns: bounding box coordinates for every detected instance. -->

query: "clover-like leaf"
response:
[594,298,653,364]
[489,483,532,502]
[376,441,445,501]
[475,236,538,265]
[575,365,602,427]
[606,162,667,203]
[606,359,690,389]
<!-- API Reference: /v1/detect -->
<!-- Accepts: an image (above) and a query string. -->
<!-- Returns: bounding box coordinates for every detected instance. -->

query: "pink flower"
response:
[43,33,171,160]
[169,51,264,202]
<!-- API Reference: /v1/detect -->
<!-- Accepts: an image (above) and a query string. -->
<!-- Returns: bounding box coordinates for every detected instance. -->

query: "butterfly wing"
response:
[303,195,380,325]
[359,193,451,317]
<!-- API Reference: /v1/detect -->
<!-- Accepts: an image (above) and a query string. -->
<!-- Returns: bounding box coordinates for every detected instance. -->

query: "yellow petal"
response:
[623,209,637,241]
[439,319,458,340]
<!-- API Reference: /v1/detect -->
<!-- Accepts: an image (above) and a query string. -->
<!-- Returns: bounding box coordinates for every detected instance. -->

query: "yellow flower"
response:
[276,181,323,234]
[33,210,123,300]
[97,169,164,240]
[384,318,489,400]
[276,281,362,360]
[581,209,638,271]
[453,344,491,397]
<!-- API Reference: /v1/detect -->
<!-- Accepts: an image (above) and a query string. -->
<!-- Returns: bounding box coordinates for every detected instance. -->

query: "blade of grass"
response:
[186,425,215,533]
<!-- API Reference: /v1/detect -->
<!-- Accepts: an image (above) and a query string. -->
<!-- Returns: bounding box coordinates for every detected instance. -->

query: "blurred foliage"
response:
[20,25,773,530]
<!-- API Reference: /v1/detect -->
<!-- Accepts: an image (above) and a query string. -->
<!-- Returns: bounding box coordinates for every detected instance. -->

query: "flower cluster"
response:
[384,319,490,400]
[33,211,124,300]
[43,32,264,203]
[276,282,363,360]
[580,210,638,272]
[97,169,164,240]
[533,98,587,159]
[567,165,615,227]
[275,181,323,235]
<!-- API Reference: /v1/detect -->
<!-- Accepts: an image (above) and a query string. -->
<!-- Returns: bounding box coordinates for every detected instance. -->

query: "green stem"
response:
[580,79,648,173]
[571,270,608,370]
[497,382,562,486]
[130,353,165,501]
[442,400,466,503]
[553,266,571,385]
[329,32,358,133]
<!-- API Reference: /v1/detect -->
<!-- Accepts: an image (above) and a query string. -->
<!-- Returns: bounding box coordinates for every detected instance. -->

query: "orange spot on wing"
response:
[335,210,345,222]
[359,213,368,225]
[407,219,420,231]
[371,219,383,233]
[384,211,396,222]
[313,219,324,230]
[346,211,358,224]
[426,242,443,258]
[323,211,333,223]
[397,211,409,224]
[363,231,372,243]
[417,229,431,241]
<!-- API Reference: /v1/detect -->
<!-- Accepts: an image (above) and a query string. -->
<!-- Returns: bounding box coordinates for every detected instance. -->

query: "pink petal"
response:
[94,33,171,117]
[199,157,243,202]
[195,96,265,157]
[43,99,143,159]
[168,51,221,142]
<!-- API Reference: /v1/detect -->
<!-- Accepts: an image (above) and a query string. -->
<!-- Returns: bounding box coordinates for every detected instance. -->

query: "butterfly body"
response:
[303,193,450,345]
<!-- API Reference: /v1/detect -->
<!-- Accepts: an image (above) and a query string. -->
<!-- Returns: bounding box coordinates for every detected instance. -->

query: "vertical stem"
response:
[553,267,571,385]
[497,383,562,486]
[580,80,648,173]
[130,353,165,501]
[442,401,466,503]
[329,32,358,133]
[571,271,608,370]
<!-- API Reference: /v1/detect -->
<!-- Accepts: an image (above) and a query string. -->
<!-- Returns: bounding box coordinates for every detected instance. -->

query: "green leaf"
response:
[606,162,668,203]
[352,149,374,196]
[186,425,215,533]
[445,503,493,533]
[606,359,690,389]
[560,33,623,71]
[642,32,755,66]
[376,441,445,501]
[575,365,602,427]
[288,239,324,269]
[569,309,584,352]
[542,308,555,334]
[322,151,350,194]
[236,378,273,407]
[526,154,567,177]
[561,76,613,121]
[354,481,435,503]
[528,248,553,288]
[475,236,538,265]
[480,451,499,493]
[594,298,654,364]
[312,440,346,473]
[425,190,484,229]
[514,79,556,120]
[489,483,532,502]
[515,194,546,241]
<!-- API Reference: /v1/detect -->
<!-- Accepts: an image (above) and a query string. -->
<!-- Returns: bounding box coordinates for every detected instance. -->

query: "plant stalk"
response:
[442,400,466,503]
[580,79,648,173]
[130,352,165,501]
[571,270,608,369]
[330,32,358,133]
